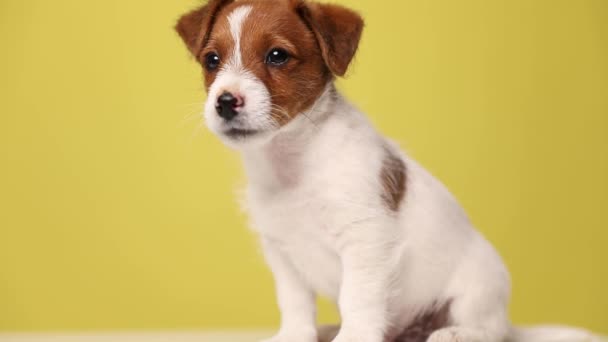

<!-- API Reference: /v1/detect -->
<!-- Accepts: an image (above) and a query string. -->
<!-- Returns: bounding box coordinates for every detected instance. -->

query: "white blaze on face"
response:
[203,5,274,147]
[227,5,252,69]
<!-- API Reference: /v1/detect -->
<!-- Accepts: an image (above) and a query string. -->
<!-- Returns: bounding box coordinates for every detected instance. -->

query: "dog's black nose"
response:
[215,92,239,120]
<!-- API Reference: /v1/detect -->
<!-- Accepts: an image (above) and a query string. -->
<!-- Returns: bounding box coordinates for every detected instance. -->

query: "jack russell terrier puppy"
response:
[175,1,601,341]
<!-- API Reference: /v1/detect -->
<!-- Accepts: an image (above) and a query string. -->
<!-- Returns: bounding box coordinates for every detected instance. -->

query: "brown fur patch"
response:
[380,147,407,212]
[237,0,332,125]
[294,0,364,76]
[175,0,235,55]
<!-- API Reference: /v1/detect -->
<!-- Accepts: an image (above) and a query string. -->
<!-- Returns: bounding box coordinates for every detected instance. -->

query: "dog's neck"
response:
[240,82,340,189]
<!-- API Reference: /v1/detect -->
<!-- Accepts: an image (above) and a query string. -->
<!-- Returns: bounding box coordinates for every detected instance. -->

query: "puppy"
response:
[175,1,601,341]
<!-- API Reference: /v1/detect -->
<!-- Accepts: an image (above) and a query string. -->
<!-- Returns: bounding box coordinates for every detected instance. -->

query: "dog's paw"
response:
[330,331,382,342]
[426,329,461,342]
[261,329,317,342]
[427,327,487,342]
[261,335,316,342]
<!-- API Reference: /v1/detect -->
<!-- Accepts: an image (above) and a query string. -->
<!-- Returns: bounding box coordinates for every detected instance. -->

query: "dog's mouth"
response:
[222,128,262,139]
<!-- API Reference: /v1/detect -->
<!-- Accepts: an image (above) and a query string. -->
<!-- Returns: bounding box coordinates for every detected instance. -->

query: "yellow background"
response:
[1,0,607,334]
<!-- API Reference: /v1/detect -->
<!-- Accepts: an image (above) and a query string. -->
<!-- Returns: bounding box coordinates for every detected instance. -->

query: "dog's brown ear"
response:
[175,0,234,56]
[294,1,364,77]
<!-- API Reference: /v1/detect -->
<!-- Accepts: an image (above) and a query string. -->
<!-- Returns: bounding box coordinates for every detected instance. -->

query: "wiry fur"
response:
[175,1,603,341]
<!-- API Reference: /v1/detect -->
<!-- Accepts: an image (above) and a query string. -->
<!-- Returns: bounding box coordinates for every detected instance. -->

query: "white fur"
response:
[204,69,275,149]
[228,6,252,68]
[202,6,601,342]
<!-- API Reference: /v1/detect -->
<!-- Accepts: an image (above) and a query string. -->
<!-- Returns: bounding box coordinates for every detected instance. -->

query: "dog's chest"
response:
[247,184,343,299]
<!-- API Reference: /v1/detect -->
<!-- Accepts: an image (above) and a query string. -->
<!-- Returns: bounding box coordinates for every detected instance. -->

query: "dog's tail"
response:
[507,325,604,342]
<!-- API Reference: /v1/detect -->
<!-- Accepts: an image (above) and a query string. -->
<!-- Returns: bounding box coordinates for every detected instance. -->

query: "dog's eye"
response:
[266,48,290,66]
[204,52,221,71]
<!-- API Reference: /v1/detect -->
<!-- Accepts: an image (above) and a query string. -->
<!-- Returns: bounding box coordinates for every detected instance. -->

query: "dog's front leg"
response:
[331,230,395,342]
[261,237,318,342]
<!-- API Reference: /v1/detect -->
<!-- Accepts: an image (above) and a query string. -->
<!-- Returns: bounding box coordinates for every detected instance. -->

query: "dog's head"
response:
[176,0,363,148]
